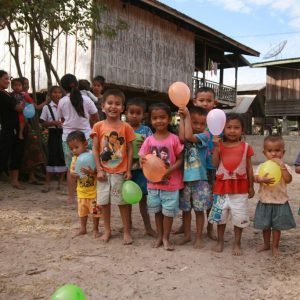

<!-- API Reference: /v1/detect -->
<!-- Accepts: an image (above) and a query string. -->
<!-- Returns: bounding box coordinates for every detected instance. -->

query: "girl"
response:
[58,74,99,204]
[139,103,184,251]
[208,113,255,256]
[40,86,67,192]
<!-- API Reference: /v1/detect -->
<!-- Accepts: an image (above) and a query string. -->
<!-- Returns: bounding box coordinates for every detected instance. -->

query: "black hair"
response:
[148,102,172,118]
[225,112,245,131]
[78,79,91,91]
[126,97,147,112]
[102,89,125,105]
[61,74,85,118]
[11,78,23,86]
[188,104,207,117]
[195,86,216,99]
[20,77,29,83]
[264,135,284,145]
[92,75,105,85]
[66,130,86,144]
[0,70,8,78]
[48,85,63,97]
[109,131,118,138]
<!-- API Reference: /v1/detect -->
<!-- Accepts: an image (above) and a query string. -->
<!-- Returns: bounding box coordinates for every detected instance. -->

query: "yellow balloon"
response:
[258,160,282,186]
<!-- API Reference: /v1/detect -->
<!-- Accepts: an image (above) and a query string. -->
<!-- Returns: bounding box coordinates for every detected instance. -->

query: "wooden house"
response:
[93,0,259,107]
[253,58,300,134]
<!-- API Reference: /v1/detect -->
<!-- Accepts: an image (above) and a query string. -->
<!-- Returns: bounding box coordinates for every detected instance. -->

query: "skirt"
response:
[47,128,66,173]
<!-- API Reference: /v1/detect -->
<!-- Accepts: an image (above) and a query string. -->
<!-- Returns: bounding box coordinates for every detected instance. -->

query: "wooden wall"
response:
[265,68,300,116]
[93,0,195,93]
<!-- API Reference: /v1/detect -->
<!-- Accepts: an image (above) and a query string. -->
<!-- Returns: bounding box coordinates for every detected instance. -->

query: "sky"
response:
[159,0,300,86]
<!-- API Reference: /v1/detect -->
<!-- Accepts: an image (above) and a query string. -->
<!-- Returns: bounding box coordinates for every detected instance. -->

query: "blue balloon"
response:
[23,103,35,119]
[75,152,96,177]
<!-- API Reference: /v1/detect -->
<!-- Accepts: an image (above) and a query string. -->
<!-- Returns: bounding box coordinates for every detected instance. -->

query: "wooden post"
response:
[234,55,238,103]
[282,115,288,135]
[202,41,206,86]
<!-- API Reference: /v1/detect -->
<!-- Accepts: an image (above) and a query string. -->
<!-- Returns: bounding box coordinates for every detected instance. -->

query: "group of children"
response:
[58,86,297,256]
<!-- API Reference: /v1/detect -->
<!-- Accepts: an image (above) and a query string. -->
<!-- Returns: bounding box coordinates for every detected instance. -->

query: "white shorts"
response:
[97,173,126,206]
[208,194,249,228]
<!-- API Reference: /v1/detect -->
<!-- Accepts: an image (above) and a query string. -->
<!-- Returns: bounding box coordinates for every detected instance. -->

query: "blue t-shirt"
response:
[135,124,152,137]
[183,133,208,182]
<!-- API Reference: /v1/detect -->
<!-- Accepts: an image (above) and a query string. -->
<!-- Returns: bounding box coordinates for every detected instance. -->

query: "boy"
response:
[254,135,296,257]
[125,98,156,237]
[68,131,101,238]
[178,105,210,248]
[92,89,135,244]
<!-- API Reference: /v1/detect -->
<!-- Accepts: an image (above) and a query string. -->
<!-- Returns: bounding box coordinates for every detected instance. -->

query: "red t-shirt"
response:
[213,142,254,194]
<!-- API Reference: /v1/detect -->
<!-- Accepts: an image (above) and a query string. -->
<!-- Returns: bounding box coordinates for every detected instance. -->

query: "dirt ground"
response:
[0,168,300,300]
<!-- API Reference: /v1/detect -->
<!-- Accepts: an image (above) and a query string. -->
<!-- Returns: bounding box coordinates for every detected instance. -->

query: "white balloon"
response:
[207,109,226,135]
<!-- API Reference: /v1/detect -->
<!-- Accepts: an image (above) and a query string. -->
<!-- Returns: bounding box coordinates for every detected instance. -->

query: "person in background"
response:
[40,86,67,193]
[0,70,25,189]
[78,79,98,104]
[91,75,106,120]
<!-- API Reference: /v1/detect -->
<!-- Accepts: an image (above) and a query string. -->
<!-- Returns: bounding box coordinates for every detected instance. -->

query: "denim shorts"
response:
[180,180,210,212]
[62,138,93,169]
[131,169,147,195]
[254,201,296,231]
[147,189,179,217]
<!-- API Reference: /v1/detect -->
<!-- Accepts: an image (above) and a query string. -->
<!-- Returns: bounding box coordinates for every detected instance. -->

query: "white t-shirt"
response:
[57,94,98,141]
[40,101,59,128]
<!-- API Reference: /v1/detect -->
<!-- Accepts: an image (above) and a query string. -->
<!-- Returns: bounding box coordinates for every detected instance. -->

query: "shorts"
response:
[78,198,102,218]
[147,189,179,217]
[62,137,93,169]
[206,169,216,208]
[208,194,250,228]
[97,173,126,205]
[254,201,296,231]
[179,180,210,212]
[131,169,147,195]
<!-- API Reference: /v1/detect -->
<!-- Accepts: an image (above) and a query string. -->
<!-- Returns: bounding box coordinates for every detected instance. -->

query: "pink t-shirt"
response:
[139,133,184,191]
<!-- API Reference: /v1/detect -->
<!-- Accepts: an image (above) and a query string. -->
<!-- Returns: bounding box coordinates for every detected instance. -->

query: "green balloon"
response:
[122,180,142,204]
[51,284,86,300]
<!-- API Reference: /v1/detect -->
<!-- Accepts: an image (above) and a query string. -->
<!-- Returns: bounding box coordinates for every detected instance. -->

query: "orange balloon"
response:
[142,154,167,183]
[168,82,191,108]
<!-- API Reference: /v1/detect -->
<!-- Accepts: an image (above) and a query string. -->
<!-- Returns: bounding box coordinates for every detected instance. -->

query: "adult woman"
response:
[0,70,25,189]
[58,74,99,203]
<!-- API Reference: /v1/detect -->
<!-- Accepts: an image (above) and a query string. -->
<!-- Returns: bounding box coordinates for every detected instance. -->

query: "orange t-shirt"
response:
[91,121,135,174]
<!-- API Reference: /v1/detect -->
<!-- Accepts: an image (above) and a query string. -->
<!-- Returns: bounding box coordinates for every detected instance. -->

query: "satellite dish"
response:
[263,40,287,60]
[0,18,6,30]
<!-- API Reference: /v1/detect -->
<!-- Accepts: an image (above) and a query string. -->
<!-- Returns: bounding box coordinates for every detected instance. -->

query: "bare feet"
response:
[177,236,192,245]
[193,238,204,249]
[173,225,184,235]
[272,247,281,257]
[101,231,111,243]
[72,229,87,238]
[163,239,174,251]
[257,244,271,253]
[152,238,163,248]
[123,232,133,245]
[93,230,101,239]
[212,241,224,253]
[207,225,217,241]
[232,243,242,256]
[145,227,157,238]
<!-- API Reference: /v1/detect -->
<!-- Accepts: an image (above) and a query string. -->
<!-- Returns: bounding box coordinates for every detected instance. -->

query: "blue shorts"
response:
[147,189,179,217]
[62,138,93,169]
[180,180,211,212]
[131,169,147,195]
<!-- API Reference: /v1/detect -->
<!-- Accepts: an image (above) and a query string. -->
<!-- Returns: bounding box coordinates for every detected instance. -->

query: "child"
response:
[11,78,33,140]
[79,79,98,104]
[40,86,67,192]
[208,113,255,256]
[92,89,135,244]
[178,105,210,248]
[254,136,296,257]
[68,131,101,238]
[125,98,156,237]
[139,103,184,251]
[91,75,106,120]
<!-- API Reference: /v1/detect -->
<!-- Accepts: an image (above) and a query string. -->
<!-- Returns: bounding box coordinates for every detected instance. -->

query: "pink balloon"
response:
[168,82,190,108]
[207,109,226,135]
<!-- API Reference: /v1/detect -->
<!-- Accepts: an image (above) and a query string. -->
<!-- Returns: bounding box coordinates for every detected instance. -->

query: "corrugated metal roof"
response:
[223,95,256,114]
[252,57,300,68]
[237,83,265,92]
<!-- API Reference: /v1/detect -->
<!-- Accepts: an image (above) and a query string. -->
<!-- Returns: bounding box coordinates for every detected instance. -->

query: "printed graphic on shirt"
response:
[78,174,96,189]
[100,131,125,168]
[149,145,170,184]
[184,142,201,170]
